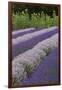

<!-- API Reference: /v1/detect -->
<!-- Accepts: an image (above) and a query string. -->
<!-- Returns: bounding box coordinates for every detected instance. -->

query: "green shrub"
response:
[23,63,33,77]
[12,11,58,30]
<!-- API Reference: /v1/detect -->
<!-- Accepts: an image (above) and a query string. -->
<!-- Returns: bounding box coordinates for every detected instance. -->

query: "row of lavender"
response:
[12,27,58,58]
[12,27,58,85]
[12,26,57,45]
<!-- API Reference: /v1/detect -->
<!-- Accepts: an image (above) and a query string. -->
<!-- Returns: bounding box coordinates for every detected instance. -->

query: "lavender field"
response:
[12,26,59,86]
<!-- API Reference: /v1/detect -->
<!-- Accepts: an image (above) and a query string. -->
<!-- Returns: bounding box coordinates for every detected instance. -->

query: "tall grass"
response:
[12,11,58,30]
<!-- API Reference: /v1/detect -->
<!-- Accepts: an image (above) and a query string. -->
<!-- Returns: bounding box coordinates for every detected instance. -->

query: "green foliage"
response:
[43,48,51,56]
[12,11,58,30]
[12,78,19,86]
[23,64,33,77]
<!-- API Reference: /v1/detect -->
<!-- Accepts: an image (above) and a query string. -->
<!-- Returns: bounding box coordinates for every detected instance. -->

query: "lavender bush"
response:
[12,33,58,85]
[12,26,58,45]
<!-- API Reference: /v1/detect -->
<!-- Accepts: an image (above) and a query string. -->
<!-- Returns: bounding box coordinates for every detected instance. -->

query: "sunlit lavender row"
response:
[12,28,35,35]
[12,26,58,45]
[12,33,58,84]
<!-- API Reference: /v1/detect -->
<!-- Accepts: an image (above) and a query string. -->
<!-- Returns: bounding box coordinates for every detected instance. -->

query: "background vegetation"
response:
[12,4,58,30]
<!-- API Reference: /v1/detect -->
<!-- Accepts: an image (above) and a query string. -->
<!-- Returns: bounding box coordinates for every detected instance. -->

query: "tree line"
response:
[13,4,58,20]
